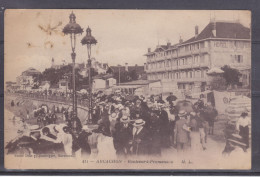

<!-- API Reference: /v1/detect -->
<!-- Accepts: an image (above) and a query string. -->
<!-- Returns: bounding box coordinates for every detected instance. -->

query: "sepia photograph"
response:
[4,9,251,170]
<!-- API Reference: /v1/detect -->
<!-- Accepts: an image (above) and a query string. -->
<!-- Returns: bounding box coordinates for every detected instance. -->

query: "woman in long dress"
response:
[96,126,116,159]
[236,112,250,148]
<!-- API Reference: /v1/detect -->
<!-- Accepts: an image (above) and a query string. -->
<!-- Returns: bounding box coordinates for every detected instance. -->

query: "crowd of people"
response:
[8,89,250,159]
[84,91,221,157]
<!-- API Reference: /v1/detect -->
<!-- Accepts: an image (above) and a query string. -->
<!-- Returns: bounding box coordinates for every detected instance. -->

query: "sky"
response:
[4,10,250,81]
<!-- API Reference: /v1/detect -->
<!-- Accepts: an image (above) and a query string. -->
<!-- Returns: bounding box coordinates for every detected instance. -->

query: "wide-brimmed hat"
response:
[136,99,142,103]
[63,126,70,133]
[98,101,106,105]
[82,125,90,131]
[117,104,124,110]
[109,112,118,119]
[133,119,145,127]
[178,110,187,117]
[29,125,40,131]
[120,116,130,123]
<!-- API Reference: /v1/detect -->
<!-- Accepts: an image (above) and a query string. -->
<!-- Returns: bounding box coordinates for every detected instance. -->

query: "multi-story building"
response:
[16,67,41,90]
[144,20,251,94]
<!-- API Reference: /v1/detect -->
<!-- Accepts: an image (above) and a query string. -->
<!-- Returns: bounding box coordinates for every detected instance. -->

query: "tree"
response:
[210,76,227,90]
[130,69,138,80]
[106,67,113,74]
[221,65,242,88]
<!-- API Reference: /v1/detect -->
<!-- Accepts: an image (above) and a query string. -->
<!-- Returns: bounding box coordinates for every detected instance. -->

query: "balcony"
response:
[146,61,210,74]
[178,47,209,57]
[176,77,208,83]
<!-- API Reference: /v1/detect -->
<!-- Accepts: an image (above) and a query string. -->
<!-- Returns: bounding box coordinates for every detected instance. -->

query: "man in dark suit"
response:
[131,119,149,156]
[113,116,133,157]
[148,110,162,156]
[158,106,170,148]
[174,110,189,152]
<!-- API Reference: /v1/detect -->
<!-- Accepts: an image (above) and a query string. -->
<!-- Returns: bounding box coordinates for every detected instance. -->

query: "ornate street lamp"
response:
[81,26,97,124]
[63,12,83,118]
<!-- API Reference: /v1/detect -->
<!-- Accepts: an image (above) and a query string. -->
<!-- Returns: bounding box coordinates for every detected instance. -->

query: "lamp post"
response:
[62,12,83,118]
[118,64,121,86]
[81,27,97,124]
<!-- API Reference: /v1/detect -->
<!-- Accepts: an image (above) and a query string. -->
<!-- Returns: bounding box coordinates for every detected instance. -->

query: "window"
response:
[196,70,200,78]
[176,73,179,79]
[201,70,205,78]
[190,71,193,78]
[200,42,205,48]
[237,55,243,63]
[196,43,199,49]
[166,60,170,67]
[232,55,244,63]
[200,55,205,63]
[172,72,175,79]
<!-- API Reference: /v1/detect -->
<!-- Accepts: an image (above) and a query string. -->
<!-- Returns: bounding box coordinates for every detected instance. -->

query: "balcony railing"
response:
[146,61,210,73]
[176,77,208,83]
[178,47,209,57]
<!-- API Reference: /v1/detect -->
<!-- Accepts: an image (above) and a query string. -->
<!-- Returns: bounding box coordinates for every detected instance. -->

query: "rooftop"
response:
[93,74,114,80]
[182,21,250,45]
[119,79,160,86]
[145,20,250,55]
[21,67,41,76]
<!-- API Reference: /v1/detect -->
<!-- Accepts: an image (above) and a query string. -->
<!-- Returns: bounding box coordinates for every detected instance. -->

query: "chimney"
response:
[125,63,128,72]
[167,42,171,48]
[195,25,199,38]
[179,37,183,44]
[148,48,151,53]
[212,21,216,37]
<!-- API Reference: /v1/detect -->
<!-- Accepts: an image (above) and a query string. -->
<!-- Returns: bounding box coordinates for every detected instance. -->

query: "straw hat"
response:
[120,116,130,123]
[29,125,40,131]
[109,112,118,119]
[133,119,145,127]
[178,110,187,117]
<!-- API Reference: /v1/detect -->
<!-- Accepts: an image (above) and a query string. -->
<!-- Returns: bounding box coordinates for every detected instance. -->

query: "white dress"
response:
[190,131,202,152]
[96,134,116,158]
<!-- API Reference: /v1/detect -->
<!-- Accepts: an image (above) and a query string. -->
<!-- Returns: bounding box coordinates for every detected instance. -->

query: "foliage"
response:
[106,67,113,74]
[221,65,242,87]
[130,69,139,80]
[210,76,227,90]
[113,69,139,83]
[34,65,98,90]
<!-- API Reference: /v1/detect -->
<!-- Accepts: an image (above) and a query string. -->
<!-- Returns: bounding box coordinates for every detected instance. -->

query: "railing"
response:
[178,47,209,57]
[175,77,208,82]
[5,92,90,108]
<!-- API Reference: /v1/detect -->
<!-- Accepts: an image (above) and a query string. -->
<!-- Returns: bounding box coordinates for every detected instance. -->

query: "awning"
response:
[207,67,224,75]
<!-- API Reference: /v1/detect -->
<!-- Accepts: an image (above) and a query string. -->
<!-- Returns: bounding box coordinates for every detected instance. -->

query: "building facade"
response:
[144,20,251,94]
[16,67,41,90]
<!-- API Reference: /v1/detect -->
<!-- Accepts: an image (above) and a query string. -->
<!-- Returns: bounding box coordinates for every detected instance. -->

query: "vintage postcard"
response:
[4,9,251,169]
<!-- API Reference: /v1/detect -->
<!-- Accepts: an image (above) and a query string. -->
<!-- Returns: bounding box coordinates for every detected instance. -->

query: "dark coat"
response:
[77,131,92,158]
[149,114,162,155]
[113,123,133,154]
[132,127,149,155]
[175,118,189,143]
[159,110,170,135]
